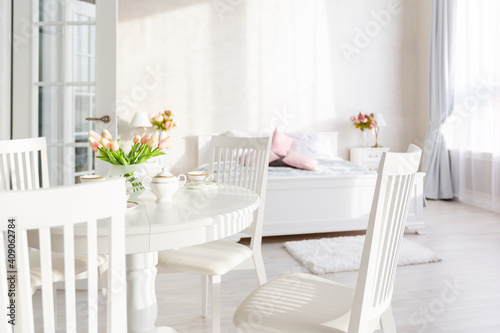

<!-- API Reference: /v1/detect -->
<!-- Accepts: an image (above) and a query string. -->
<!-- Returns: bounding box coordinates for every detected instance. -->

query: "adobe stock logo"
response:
[339,0,404,63]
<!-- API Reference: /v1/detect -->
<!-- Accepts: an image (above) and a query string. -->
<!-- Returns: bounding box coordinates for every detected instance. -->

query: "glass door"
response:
[12,0,117,186]
[39,0,96,185]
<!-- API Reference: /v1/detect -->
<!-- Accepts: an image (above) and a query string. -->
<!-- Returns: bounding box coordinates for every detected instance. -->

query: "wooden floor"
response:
[156,199,500,332]
[35,199,500,332]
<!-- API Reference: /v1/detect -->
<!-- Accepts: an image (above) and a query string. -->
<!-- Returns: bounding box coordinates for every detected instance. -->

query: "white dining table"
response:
[122,184,258,333]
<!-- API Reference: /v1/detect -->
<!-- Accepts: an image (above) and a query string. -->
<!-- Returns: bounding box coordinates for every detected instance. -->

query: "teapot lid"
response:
[152,168,177,183]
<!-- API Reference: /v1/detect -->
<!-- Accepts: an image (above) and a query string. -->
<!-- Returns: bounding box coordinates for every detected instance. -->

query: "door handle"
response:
[85,115,111,123]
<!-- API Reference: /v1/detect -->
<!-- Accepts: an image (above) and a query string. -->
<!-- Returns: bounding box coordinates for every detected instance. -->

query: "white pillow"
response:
[287,132,342,160]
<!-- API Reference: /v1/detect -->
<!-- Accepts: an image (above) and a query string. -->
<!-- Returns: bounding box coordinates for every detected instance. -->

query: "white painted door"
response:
[11,0,117,185]
[0,0,11,141]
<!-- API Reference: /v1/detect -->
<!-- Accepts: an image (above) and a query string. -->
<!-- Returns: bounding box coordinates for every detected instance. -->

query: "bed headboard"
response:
[197,131,339,166]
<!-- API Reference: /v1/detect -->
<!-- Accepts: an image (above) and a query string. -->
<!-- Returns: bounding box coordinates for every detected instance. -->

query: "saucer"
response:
[127,201,139,209]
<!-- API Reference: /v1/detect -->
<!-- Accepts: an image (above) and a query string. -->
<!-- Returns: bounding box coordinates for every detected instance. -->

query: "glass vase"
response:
[107,164,149,200]
[359,130,368,147]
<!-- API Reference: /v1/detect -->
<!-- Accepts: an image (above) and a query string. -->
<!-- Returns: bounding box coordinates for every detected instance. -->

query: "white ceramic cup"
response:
[187,171,212,184]
[80,174,106,183]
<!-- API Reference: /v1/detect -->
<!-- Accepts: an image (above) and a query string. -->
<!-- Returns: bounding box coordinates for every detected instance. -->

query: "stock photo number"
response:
[6,218,16,325]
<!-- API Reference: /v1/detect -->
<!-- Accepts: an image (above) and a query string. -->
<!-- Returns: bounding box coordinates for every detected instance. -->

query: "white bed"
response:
[198,132,425,236]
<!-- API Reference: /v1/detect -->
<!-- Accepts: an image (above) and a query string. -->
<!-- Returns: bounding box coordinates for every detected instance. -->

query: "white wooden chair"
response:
[0,137,50,191]
[0,179,127,332]
[0,138,107,303]
[233,144,422,333]
[157,135,271,333]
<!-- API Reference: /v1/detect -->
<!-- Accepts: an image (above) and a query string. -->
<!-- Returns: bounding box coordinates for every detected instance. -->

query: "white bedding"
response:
[268,160,374,178]
[197,160,374,179]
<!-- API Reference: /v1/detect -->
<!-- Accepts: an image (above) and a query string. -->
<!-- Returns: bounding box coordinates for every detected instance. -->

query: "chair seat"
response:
[29,251,108,287]
[233,273,356,333]
[157,240,253,275]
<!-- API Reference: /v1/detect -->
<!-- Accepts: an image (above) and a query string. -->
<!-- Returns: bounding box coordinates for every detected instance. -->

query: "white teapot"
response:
[144,168,186,203]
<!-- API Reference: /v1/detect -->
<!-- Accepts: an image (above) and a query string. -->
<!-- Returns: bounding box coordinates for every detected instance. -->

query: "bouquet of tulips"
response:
[150,110,176,132]
[87,129,172,165]
[350,113,377,131]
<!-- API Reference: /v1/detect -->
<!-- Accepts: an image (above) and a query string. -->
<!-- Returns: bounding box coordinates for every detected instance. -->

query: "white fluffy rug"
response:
[284,235,441,275]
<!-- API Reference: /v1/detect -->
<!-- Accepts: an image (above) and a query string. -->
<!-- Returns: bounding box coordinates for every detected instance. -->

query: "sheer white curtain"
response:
[422,0,456,200]
[443,0,500,212]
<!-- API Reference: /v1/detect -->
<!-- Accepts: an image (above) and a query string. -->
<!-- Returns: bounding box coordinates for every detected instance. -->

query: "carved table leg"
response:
[127,252,177,333]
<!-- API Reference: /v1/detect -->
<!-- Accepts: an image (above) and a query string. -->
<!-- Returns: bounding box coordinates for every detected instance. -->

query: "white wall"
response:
[415,0,431,151]
[117,0,429,174]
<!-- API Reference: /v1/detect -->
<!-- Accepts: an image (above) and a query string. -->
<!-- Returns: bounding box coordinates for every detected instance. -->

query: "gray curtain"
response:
[422,0,456,199]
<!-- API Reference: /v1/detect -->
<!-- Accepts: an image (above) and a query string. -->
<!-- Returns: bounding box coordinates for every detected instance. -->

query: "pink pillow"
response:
[282,150,318,171]
[271,128,294,156]
[241,151,279,166]
[269,151,280,163]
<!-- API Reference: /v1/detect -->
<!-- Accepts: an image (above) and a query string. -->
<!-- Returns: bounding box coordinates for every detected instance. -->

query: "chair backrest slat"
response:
[31,150,40,190]
[349,145,422,332]
[39,227,56,332]
[208,136,271,240]
[63,224,77,332]
[0,137,50,191]
[0,179,128,332]
[106,211,127,333]
[16,230,35,333]
[87,219,98,333]
[24,151,34,190]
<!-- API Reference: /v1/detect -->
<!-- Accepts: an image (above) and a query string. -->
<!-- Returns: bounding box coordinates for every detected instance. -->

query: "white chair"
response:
[157,135,271,333]
[0,179,127,332]
[233,145,422,333]
[0,138,107,303]
[0,137,50,191]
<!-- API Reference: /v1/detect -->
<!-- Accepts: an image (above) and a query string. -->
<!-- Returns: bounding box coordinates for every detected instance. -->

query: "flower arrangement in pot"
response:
[150,110,176,141]
[350,113,377,131]
[350,113,377,147]
[87,129,173,198]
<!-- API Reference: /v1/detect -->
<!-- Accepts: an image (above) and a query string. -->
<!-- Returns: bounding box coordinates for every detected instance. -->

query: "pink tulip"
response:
[369,123,375,129]
[147,137,157,147]
[364,114,370,119]
[141,134,150,144]
[88,136,101,148]
[133,135,141,144]
[147,131,159,147]
[372,120,378,127]
[111,141,119,152]
[350,116,355,122]
[88,137,101,152]
[356,120,360,125]
[89,130,101,141]
[158,137,171,150]
[102,129,112,140]
[165,121,172,130]
[361,117,367,123]
[101,138,112,149]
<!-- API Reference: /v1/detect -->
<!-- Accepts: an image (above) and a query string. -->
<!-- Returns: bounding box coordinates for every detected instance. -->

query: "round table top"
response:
[29,184,259,255]
[123,184,259,254]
